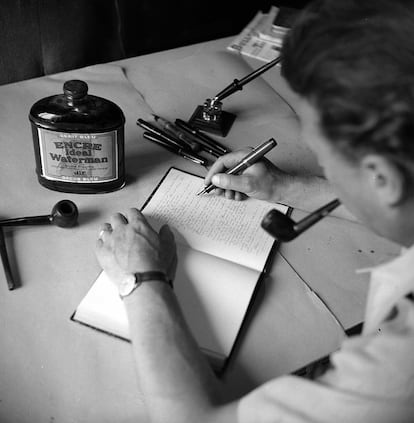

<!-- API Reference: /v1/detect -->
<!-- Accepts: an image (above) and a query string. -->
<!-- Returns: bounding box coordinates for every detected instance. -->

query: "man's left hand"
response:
[95,208,177,288]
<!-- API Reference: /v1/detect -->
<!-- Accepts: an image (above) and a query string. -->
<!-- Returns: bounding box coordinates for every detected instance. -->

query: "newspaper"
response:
[227,7,289,63]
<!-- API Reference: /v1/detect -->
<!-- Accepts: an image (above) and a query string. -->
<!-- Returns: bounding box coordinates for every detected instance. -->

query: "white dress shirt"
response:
[238,244,414,422]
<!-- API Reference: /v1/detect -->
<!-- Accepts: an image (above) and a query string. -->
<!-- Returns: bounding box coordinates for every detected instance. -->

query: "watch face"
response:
[118,274,137,297]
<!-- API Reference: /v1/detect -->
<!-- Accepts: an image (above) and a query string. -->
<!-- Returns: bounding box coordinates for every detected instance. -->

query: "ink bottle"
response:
[29,80,125,193]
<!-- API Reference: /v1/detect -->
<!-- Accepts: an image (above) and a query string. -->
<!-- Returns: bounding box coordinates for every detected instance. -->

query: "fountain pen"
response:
[197,138,277,195]
[142,132,207,166]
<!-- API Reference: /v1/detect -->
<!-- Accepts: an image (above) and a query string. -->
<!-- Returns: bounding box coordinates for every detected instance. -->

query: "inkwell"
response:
[29,80,125,194]
[188,56,280,137]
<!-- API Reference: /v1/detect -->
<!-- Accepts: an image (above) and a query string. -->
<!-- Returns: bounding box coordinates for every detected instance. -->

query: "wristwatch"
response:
[118,271,172,298]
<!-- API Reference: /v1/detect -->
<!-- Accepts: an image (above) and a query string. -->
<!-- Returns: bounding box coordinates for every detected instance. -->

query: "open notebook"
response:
[72,168,289,371]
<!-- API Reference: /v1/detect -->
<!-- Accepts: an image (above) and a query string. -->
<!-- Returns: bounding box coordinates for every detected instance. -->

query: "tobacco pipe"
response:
[0,200,79,290]
[0,200,79,228]
[261,199,341,242]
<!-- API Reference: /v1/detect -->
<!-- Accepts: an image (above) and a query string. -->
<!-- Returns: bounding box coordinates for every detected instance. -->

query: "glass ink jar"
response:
[29,80,126,193]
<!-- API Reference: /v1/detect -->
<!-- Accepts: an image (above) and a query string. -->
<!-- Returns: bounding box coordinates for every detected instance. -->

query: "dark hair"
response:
[281,0,414,166]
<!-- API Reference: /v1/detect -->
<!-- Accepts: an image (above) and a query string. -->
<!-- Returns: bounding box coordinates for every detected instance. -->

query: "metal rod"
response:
[0,227,15,290]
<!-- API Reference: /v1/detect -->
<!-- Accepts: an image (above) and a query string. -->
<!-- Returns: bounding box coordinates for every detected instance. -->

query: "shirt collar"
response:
[370,244,413,283]
[362,243,414,334]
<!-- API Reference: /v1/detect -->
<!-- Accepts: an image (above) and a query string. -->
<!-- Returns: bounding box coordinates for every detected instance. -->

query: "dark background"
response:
[0,0,312,85]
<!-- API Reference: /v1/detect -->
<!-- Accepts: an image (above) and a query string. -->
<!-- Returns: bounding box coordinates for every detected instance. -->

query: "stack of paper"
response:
[227,6,299,62]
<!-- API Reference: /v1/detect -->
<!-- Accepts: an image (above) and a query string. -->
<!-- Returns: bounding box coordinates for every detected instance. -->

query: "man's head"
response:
[281,0,414,246]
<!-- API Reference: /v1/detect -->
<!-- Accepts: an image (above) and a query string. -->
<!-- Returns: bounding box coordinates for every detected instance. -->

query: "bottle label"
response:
[37,128,118,183]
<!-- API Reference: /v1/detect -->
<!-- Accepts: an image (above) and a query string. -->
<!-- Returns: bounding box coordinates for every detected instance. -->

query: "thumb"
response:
[159,225,177,280]
[159,224,175,247]
[212,173,252,193]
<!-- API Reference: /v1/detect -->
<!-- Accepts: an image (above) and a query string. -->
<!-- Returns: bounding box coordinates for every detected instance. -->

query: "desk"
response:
[0,37,399,423]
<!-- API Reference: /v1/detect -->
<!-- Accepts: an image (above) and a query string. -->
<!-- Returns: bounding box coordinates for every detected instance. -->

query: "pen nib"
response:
[196,187,207,196]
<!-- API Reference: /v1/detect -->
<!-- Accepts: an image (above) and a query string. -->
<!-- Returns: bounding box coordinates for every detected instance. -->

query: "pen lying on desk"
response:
[197,138,277,195]
[137,118,208,165]
[142,131,208,166]
[152,114,221,157]
[137,118,184,149]
[175,119,229,155]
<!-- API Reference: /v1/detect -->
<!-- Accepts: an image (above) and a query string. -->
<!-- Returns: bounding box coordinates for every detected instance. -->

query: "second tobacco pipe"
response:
[0,200,79,228]
[261,199,341,242]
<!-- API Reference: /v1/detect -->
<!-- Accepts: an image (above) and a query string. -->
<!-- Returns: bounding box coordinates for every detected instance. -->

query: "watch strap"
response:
[120,270,172,299]
[135,271,171,285]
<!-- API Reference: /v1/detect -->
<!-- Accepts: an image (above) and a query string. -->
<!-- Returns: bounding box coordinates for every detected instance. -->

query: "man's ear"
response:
[361,154,406,206]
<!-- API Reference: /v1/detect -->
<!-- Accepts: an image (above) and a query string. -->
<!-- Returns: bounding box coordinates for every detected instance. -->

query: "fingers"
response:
[97,210,172,256]
[126,208,160,245]
[99,209,158,246]
[126,208,147,227]
[212,173,253,194]
[98,222,112,240]
[96,224,112,258]
[236,191,246,201]
[205,148,252,185]
[222,190,246,201]
[110,212,128,228]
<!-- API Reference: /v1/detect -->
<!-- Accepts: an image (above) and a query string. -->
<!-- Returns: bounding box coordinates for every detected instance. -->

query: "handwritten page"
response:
[143,168,288,272]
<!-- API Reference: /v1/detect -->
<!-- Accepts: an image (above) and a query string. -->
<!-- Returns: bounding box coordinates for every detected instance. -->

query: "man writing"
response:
[95,0,414,421]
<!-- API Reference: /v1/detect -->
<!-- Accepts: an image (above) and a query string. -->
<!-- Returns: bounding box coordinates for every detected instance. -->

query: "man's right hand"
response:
[204,148,296,203]
[204,149,356,221]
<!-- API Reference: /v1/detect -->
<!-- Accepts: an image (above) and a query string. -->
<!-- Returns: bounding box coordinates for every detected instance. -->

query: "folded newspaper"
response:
[227,6,298,62]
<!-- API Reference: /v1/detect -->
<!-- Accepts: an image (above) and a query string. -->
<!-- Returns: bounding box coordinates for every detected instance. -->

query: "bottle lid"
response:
[63,80,88,100]
[29,79,125,131]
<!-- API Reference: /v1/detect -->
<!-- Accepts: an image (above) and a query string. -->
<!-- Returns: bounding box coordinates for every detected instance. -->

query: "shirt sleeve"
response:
[237,301,414,423]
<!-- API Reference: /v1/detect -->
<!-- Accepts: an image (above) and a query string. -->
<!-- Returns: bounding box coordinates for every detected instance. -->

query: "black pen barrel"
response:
[143,132,178,154]
[142,132,207,165]
[239,56,281,86]
[215,56,281,101]
[227,138,276,175]
[175,119,228,154]
[153,115,222,157]
[137,119,183,149]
